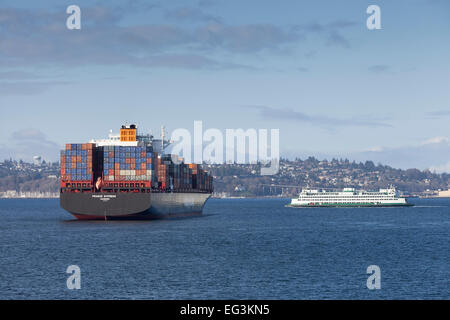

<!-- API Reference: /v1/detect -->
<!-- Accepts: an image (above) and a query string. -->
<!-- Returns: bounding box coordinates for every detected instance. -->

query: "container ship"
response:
[287,186,414,208]
[60,124,213,220]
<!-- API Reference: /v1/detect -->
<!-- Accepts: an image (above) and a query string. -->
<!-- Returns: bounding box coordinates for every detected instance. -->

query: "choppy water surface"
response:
[0,198,448,299]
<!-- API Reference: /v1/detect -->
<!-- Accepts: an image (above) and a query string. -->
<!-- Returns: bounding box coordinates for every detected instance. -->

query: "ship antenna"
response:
[161,125,165,150]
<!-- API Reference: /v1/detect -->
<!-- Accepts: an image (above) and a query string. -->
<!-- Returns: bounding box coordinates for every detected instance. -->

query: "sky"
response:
[0,0,449,171]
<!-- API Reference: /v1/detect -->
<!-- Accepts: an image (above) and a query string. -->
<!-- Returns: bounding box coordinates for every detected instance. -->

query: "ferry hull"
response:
[60,192,211,220]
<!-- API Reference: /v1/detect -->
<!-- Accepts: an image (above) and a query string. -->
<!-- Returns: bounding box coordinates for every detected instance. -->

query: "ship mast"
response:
[161,125,165,151]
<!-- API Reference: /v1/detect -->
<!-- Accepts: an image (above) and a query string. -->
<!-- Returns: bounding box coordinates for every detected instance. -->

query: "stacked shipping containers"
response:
[189,163,212,191]
[156,156,168,189]
[101,145,154,187]
[60,143,95,186]
[157,155,196,190]
[61,144,213,192]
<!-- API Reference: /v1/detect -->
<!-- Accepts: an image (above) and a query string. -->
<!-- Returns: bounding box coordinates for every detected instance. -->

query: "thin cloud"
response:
[420,136,449,145]
[1,129,61,162]
[0,6,302,70]
[368,65,390,73]
[12,129,47,141]
[195,22,300,53]
[0,71,42,80]
[294,20,357,49]
[0,5,359,73]
[426,110,450,119]
[352,137,450,171]
[165,7,222,23]
[0,81,71,96]
[247,105,391,128]
[298,67,309,72]
[326,31,351,48]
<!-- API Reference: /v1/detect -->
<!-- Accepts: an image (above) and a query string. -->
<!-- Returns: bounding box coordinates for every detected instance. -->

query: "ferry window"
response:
[120,183,123,187]
[130,183,134,187]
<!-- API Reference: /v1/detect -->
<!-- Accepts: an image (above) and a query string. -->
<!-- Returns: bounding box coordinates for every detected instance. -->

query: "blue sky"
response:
[1,0,449,171]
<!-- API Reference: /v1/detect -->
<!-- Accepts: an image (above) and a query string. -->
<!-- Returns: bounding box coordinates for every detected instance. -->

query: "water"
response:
[0,198,449,299]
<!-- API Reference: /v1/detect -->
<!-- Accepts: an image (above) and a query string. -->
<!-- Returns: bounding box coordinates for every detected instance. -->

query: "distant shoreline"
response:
[0,193,59,199]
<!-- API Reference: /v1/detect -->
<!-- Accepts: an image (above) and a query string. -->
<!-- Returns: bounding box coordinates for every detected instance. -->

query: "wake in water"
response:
[412,205,448,208]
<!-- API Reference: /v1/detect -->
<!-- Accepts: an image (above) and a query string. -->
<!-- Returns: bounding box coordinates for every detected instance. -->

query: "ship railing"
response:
[61,187,213,194]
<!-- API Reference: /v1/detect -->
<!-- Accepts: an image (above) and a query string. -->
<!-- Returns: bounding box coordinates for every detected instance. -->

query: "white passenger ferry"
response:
[287,186,413,207]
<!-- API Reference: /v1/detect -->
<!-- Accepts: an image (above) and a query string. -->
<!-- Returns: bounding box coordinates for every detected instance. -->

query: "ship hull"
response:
[60,192,211,220]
